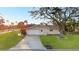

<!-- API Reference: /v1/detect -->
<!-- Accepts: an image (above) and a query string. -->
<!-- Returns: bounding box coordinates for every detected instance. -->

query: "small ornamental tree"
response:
[17,22,27,36]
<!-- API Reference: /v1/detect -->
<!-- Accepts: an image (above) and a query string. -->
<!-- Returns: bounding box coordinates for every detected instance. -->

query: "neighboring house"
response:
[27,24,60,35]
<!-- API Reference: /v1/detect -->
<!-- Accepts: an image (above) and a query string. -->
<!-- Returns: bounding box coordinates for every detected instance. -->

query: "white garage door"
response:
[27,29,41,35]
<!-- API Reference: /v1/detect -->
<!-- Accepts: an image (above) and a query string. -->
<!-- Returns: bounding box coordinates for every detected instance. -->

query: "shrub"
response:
[44,44,53,49]
[20,29,26,37]
[47,34,53,36]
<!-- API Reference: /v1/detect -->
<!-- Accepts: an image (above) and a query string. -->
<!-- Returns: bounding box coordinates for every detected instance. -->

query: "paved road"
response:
[10,30,46,50]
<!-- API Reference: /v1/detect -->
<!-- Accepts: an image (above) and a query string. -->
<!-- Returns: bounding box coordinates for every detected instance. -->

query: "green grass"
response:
[0,31,22,50]
[40,34,79,49]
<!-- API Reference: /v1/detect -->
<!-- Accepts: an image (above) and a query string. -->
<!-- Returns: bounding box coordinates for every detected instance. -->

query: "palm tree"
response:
[0,16,5,24]
[6,20,9,22]
[24,20,28,25]
[24,20,27,23]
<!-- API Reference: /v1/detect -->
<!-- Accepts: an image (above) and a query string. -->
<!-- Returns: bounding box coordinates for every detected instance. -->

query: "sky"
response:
[0,7,49,24]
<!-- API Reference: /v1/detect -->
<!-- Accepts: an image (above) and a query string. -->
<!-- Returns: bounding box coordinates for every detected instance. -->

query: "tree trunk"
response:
[58,23,66,35]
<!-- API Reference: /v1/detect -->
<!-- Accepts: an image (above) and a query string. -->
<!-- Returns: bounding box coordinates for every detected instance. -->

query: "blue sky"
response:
[0,7,48,24]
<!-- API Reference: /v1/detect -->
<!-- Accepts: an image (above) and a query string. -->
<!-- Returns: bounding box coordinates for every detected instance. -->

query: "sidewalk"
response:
[0,31,12,35]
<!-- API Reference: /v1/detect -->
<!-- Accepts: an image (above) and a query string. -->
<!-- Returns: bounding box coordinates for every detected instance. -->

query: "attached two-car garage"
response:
[27,29,60,35]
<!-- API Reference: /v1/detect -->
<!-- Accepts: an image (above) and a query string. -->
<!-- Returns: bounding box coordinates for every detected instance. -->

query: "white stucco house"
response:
[27,24,60,35]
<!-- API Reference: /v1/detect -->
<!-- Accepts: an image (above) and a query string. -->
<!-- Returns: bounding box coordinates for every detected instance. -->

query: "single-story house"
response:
[27,25,60,35]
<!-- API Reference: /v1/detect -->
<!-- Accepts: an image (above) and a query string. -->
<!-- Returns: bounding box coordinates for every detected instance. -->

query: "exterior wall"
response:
[48,30,60,34]
[27,27,60,35]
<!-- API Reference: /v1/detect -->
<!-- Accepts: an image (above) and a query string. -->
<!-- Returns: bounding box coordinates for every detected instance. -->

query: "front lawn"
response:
[40,34,79,49]
[0,31,22,50]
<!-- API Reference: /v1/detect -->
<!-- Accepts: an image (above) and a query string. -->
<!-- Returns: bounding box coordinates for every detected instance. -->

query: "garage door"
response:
[27,29,41,35]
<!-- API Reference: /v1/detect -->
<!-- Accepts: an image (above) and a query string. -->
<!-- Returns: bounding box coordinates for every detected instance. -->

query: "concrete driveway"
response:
[10,30,46,50]
[25,35,46,50]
